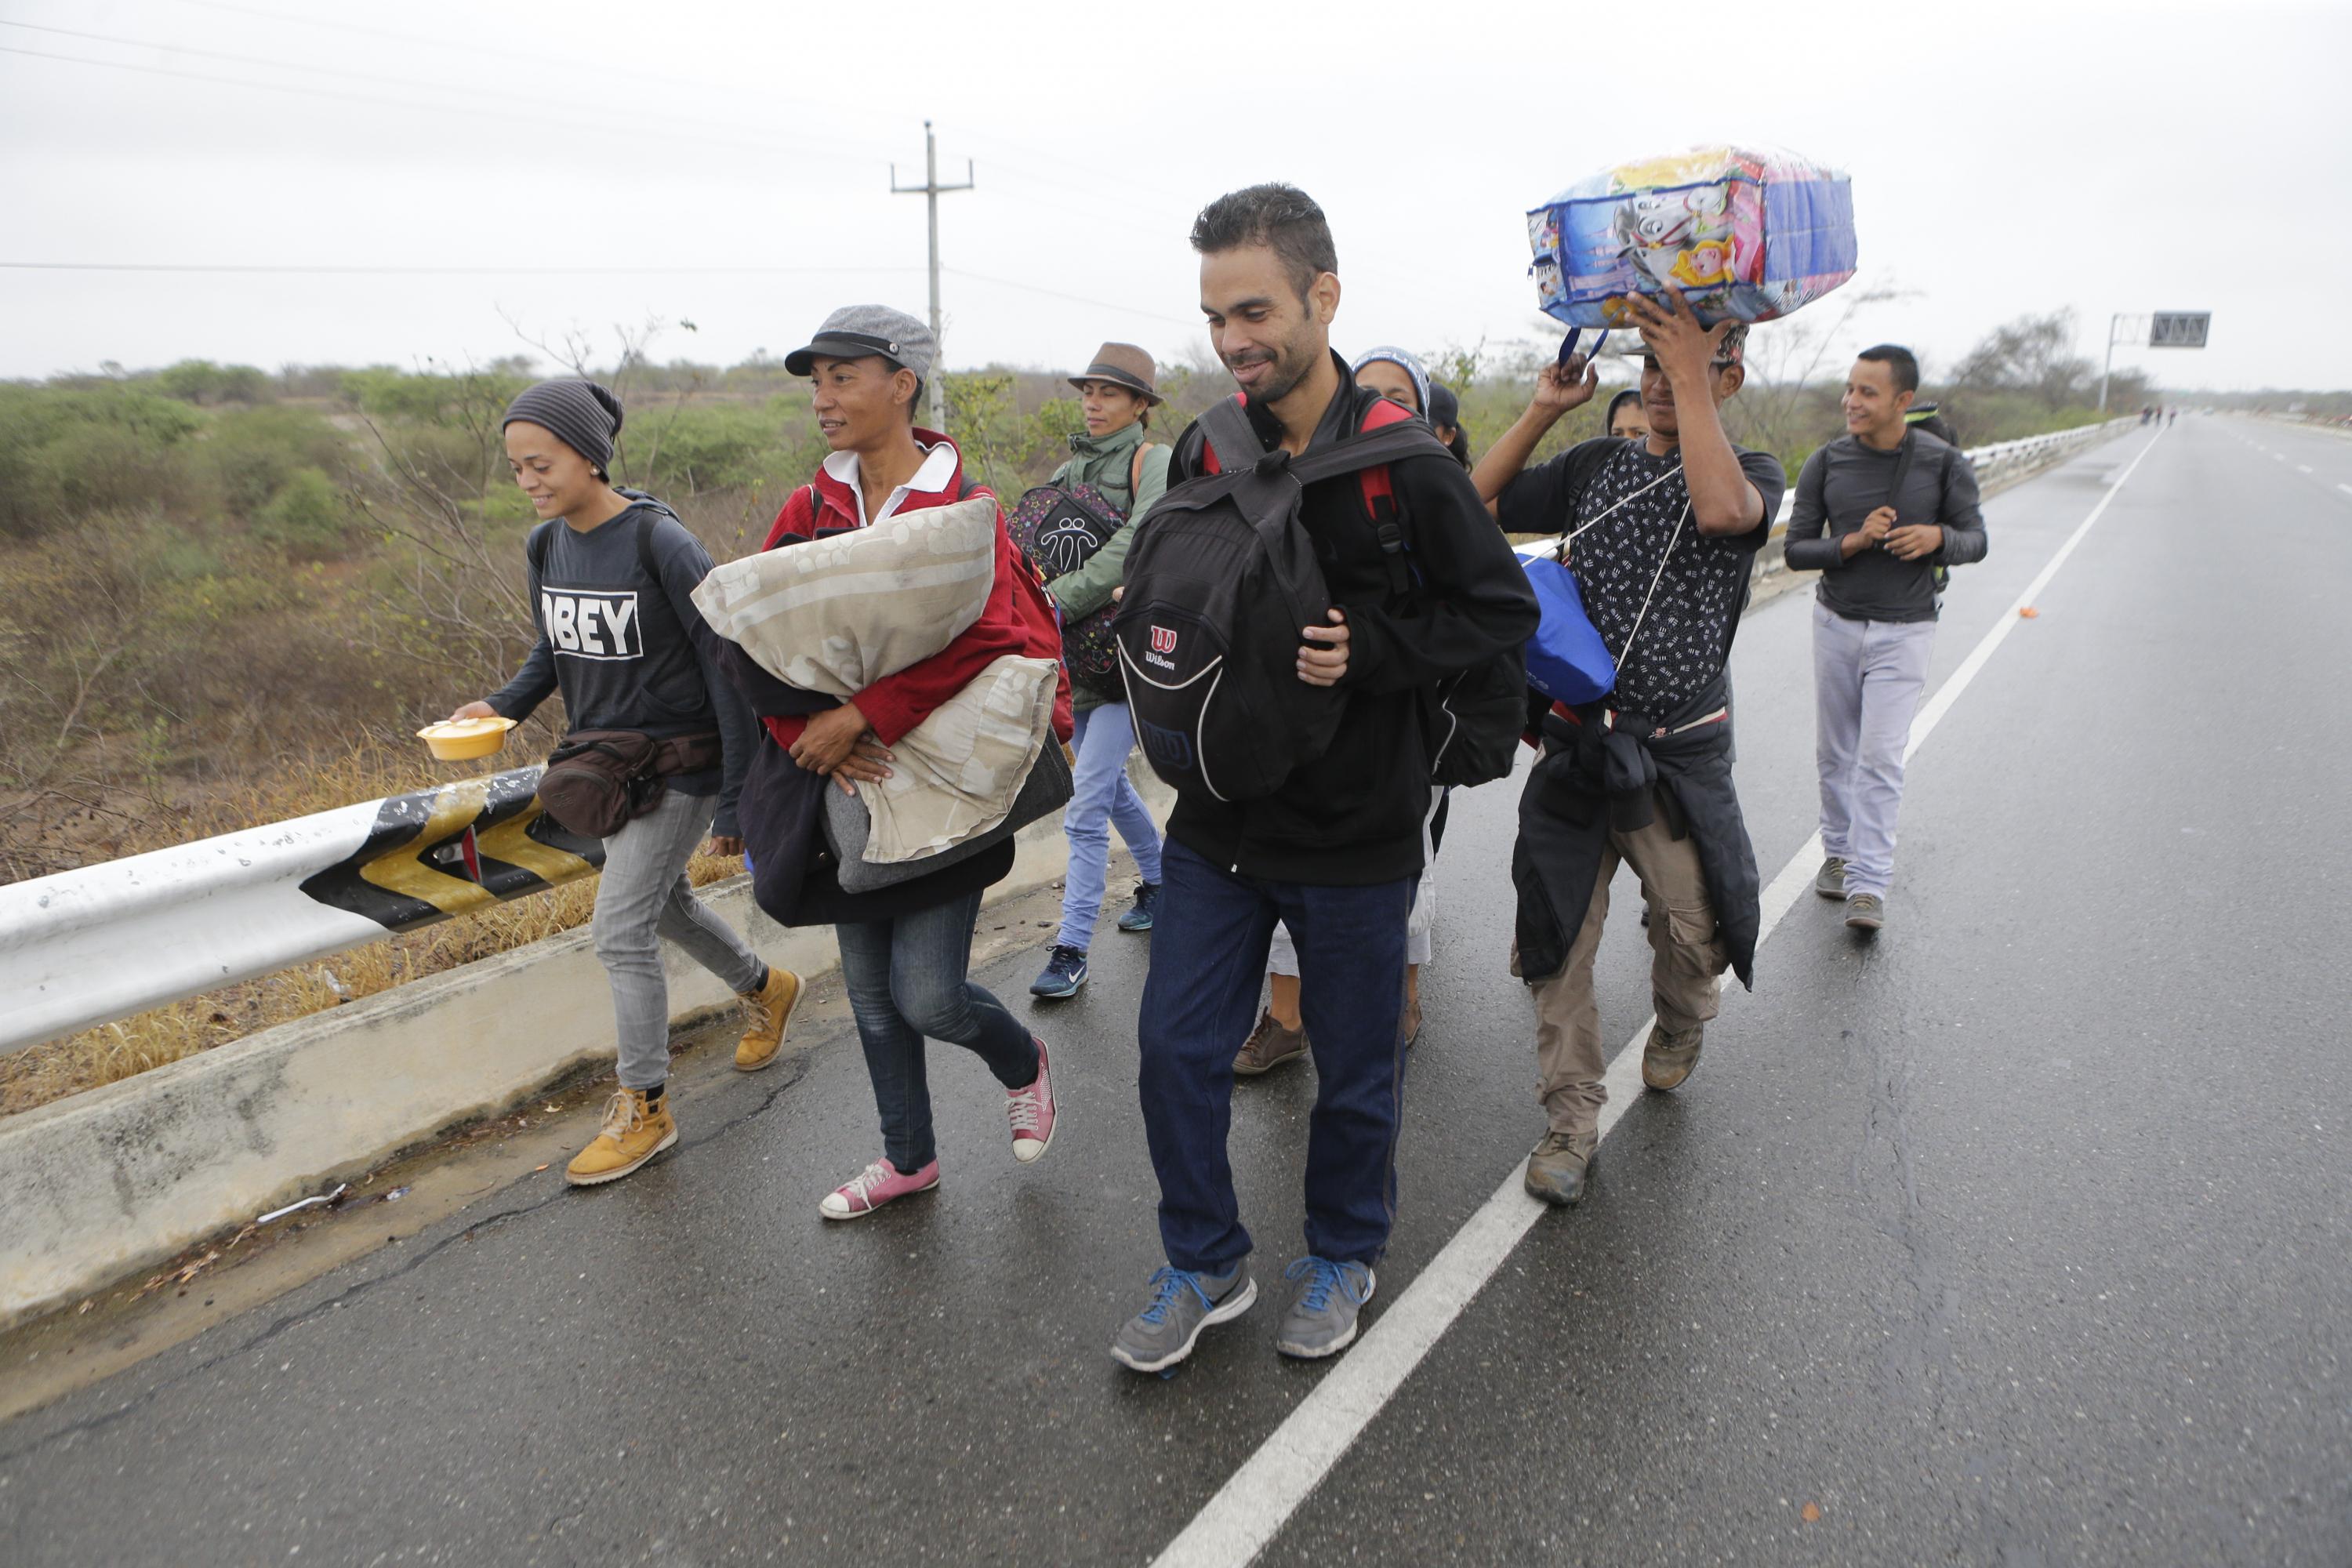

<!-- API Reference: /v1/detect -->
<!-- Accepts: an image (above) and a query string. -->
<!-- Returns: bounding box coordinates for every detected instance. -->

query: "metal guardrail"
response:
[3,419,2138,1060]
[0,765,603,1056]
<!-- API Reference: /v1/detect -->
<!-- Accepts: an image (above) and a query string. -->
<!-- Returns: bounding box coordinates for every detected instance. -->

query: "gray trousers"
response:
[593,788,766,1089]
[1812,601,1936,900]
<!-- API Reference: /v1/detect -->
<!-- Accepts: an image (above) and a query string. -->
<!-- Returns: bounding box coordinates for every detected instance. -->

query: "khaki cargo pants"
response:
[1514,791,1728,1140]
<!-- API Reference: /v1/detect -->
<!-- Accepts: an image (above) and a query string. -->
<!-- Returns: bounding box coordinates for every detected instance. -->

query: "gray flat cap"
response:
[785,304,937,380]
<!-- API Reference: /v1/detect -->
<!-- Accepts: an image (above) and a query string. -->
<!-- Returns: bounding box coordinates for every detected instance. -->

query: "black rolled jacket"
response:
[1512,670,1760,989]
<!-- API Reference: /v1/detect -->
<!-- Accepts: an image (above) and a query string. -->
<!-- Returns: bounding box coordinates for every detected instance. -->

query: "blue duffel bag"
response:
[1521,555,1617,704]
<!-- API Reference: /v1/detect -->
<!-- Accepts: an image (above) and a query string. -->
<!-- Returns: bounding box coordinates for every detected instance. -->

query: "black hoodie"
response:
[1158,354,1540,886]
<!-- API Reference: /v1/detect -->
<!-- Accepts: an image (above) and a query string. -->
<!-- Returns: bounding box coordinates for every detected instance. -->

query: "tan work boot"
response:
[1641,1022,1704,1092]
[1524,1128,1597,1206]
[565,1087,677,1185]
[1233,1011,1309,1076]
[735,965,803,1072]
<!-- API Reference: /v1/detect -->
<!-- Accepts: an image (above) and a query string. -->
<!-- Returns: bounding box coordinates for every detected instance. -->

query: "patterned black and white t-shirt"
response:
[1501,437,1786,716]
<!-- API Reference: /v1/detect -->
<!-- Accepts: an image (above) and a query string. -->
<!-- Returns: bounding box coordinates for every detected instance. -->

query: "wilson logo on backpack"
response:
[1149,626,1178,657]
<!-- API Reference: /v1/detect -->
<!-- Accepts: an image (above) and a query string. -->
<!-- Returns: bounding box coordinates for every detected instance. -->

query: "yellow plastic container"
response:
[416,716,517,761]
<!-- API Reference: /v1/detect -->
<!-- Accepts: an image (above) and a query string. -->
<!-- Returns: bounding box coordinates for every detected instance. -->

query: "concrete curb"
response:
[0,760,1171,1330]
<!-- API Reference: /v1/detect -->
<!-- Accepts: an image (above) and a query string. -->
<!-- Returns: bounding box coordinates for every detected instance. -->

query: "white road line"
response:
[1149,426,2169,1568]
[2300,465,2314,474]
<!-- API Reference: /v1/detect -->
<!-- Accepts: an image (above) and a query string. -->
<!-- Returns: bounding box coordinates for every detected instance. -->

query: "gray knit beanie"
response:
[503,379,625,473]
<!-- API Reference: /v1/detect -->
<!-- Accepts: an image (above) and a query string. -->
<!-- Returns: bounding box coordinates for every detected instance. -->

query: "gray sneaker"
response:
[1272,1257,1377,1359]
[1845,892,1885,932]
[1523,1128,1597,1206]
[1110,1262,1257,1374]
[1641,1022,1704,1092]
[1814,855,1849,899]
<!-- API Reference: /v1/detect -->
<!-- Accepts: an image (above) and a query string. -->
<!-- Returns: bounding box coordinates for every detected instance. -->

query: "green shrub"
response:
[203,405,352,518]
[0,385,203,538]
[255,468,350,555]
[154,360,274,406]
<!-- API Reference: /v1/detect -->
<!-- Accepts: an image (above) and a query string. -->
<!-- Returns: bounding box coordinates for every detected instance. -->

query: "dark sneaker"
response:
[1523,1129,1596,1206]
[1110,1262,1257,1374]
[1116,881,1160,934]
[1815,855,1849,900]
[1640,1022,1704,1092]
[1232,1011,1309,1076]
[1273,1257,1376,1359]
[1845,892,1886,932]
[1028,945,1088,999]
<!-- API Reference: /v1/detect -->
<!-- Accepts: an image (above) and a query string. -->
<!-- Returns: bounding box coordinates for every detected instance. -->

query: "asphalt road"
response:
[2,416,2347,1566]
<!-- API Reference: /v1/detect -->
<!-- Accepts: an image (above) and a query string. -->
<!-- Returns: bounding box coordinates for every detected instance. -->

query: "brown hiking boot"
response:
[1523,1129,1597,1206]
[1640,1022,1704,1093]
[565,1087,677,1185]
[1233,1011,1309,1076]
[735,965,803,1072]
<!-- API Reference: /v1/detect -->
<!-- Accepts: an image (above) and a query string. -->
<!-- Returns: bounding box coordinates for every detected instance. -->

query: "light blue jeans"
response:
[1055,701,1164,950]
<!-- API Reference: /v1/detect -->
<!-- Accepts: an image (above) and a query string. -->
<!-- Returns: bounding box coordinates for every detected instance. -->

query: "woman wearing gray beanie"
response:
[441,379,803,1187]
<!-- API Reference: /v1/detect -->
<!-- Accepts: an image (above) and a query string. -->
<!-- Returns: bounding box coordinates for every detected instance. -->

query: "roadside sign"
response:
[2150,312,2210,348]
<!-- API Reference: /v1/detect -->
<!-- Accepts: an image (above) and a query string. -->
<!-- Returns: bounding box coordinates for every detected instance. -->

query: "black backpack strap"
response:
[1885,430,1917,519]
[634,510,664,590]
[1284,417,1452,487]
[526,519,556,579]
[1199,397,1264,473]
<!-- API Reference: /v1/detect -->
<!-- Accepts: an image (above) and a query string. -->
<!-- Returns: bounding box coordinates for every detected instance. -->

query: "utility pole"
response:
[891,120,973,432]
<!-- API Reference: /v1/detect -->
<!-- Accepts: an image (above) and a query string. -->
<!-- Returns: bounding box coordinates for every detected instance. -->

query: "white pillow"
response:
[690,495,1000,695]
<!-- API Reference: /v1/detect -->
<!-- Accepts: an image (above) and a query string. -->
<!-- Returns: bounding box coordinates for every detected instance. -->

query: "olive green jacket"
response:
[1042,419,1171,622]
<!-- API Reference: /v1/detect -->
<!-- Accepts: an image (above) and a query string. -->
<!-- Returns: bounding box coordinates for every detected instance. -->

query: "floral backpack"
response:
[1005,444,1157,696]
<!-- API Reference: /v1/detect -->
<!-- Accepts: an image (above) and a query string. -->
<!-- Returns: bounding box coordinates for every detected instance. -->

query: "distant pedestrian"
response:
[1427,383,1472,467]
[1606,387,1648,441]
[1028,343,1172,1000]
[1783,344,1987,934]
[448,379,801,1189]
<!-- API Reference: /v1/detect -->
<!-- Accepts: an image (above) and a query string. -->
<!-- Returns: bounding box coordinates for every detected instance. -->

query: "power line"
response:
[0,41,881,167]
[942,267,1202,332]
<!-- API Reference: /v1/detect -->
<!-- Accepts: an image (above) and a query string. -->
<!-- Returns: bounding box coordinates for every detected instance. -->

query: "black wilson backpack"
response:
[1112,395,1450,803]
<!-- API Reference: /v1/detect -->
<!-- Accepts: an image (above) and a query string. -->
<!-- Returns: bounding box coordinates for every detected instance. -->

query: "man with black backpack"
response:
[1105,183,1537,1373]
[1784,344,1987,934]
[1474,290,1785,1210]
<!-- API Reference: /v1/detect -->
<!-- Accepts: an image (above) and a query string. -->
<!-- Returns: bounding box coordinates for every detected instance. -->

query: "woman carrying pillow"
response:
[1028,343,1173,1001]
[448,379,801,1188]
[737,306,1062,1221]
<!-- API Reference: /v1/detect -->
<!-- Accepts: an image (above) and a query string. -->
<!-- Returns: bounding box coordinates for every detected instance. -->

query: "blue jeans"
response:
[836,887,1040,1174]
[1055,702,1163,950]
[1135,838,1416,1272]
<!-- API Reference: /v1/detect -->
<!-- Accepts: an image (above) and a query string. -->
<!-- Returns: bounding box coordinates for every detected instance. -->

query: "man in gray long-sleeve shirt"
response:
[1784,345,1987,934]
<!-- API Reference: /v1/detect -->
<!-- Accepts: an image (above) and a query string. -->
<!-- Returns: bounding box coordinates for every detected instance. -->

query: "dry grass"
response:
[0,735,742,1119]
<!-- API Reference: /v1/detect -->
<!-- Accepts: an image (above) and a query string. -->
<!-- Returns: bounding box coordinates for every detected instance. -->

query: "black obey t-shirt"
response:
[1501,437,1785,715]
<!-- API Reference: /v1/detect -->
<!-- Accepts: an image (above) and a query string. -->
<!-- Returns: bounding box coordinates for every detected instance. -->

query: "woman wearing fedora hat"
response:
[1027,343,1174,1000]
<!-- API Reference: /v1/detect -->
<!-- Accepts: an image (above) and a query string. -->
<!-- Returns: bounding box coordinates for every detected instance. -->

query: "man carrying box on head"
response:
[1783,344,1987,935]
[1472,289,1784,1209]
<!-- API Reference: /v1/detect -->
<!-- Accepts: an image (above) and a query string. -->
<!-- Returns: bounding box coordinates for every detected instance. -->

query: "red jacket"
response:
[760,432,1071,750]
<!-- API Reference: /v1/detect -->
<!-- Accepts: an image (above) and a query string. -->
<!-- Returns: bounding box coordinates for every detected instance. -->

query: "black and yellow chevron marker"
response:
[298,766,604,934]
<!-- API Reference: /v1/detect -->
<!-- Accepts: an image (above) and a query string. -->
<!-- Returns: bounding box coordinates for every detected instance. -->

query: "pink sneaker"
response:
[818,1156,940,1221]
[1007,1037,1058,1164]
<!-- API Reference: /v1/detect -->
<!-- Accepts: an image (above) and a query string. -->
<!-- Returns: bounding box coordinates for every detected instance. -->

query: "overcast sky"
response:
[2,0,2342,394]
